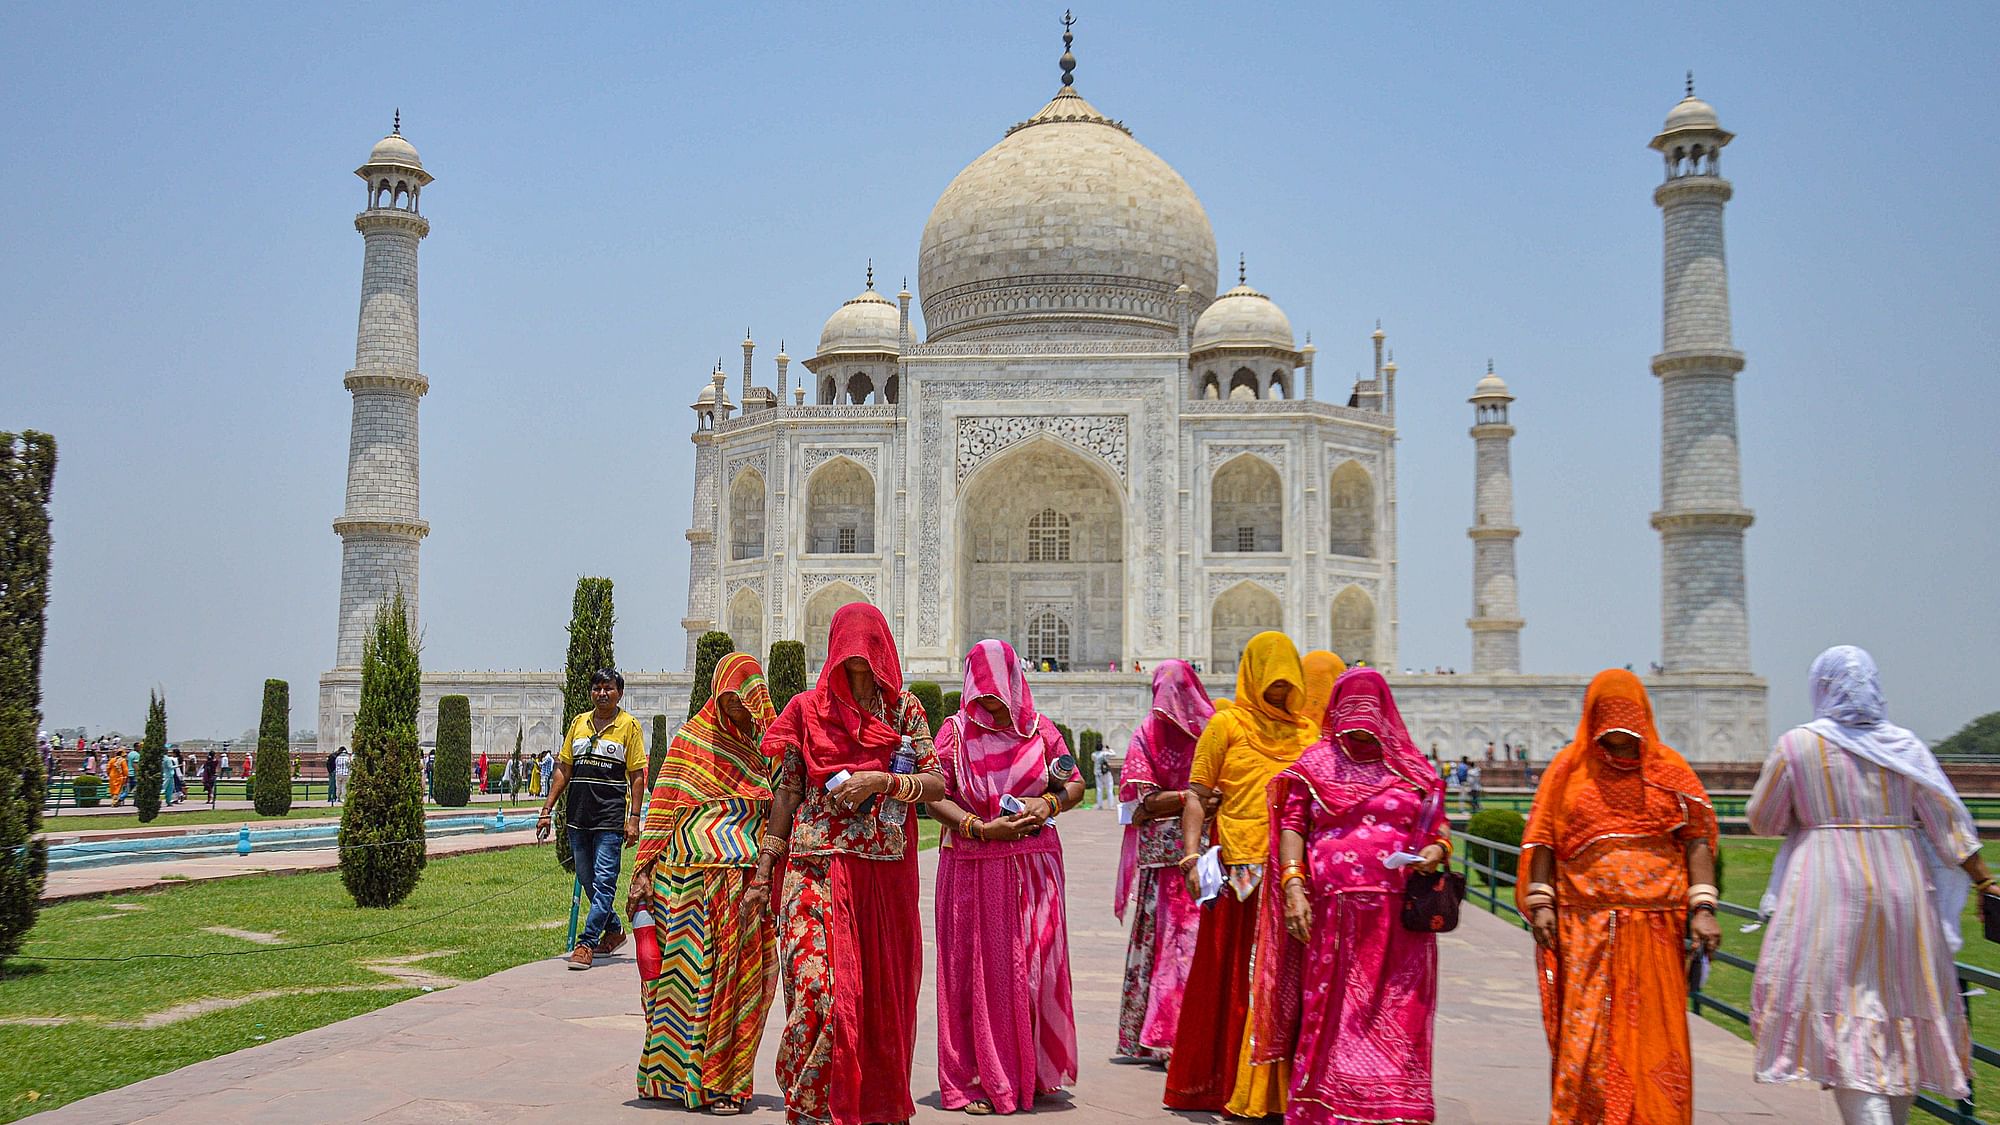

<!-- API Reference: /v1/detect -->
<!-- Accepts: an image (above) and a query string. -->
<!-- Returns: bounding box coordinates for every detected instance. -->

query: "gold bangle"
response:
[1280,870,1308,890]
[758,833,787,855]
[1977,878,1997,894]
[1178,853,1202,871]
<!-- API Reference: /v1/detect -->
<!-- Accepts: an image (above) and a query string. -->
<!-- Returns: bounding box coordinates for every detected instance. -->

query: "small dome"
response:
[366,132,424,170]
[1191,283,1293,352]
[816,287,901,358]
[1662,94,1720,133]
[1471,367,1513,401]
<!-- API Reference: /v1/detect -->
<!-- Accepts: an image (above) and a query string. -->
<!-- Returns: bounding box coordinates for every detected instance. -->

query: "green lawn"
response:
[1462,835,2000,1114]
[42,801,527,834]
[2,824,941,1120]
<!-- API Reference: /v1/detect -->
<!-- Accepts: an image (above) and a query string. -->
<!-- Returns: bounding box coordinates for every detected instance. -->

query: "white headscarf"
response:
[1763,645,1972,948]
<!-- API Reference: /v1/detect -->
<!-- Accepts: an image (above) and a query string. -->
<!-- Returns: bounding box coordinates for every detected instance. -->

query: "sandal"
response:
[964,1101,995,1116]
[709,1096,742,1116]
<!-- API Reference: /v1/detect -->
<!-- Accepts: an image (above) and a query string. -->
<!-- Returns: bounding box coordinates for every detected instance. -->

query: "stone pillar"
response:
[741,330,756,410]
[334,126,432,668]
[683,372,724,665]
[1650,87,1752,673]
[1467,364,1522,673]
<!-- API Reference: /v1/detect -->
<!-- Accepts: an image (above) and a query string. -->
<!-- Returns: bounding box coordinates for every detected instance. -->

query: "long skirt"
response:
[777,851,920,1125]
[1116,864,1201,1059]
[935,847,1079,1113]
[1289,889,1437,1124]
[636,865,777,1106]
[1162,884,1289,1115]
[1539,906,1693,1125]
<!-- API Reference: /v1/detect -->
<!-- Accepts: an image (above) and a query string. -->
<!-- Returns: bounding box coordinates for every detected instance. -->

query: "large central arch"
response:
[956,438,1126,669]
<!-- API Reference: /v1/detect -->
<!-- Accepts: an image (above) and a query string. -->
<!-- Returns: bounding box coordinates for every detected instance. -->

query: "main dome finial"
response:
[1060,10,1076,88]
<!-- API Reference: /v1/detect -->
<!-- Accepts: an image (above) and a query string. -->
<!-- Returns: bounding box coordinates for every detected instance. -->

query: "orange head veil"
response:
[1300,650,1346,734]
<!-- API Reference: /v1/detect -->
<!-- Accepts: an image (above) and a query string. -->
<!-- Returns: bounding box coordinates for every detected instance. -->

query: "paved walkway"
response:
[42,815,1834,1124]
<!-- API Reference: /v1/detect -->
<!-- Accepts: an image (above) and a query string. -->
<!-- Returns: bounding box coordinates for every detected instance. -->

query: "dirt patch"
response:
[360,950,466,991]
[201,926,285,945]
[108,985,405,1030]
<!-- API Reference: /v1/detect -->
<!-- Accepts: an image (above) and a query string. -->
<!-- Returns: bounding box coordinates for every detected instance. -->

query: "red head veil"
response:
[764,602,906,786]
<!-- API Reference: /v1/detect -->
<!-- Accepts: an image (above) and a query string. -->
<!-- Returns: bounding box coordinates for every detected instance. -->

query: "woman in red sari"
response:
[752,604,945,1125]
[1517,669,1722,1125]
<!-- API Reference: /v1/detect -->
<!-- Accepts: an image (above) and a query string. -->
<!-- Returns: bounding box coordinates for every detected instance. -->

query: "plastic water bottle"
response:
[881,736,919,828]
[631,907,663,982]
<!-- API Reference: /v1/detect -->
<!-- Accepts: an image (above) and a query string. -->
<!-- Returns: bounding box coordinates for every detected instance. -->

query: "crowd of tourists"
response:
[527,622,1979,1125]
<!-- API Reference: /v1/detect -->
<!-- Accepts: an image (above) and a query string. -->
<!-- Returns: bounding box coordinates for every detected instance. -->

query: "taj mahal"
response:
[318,37,1768,765]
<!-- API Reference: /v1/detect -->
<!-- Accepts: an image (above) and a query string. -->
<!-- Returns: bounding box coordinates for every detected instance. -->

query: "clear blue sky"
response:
[5,3,1995,743]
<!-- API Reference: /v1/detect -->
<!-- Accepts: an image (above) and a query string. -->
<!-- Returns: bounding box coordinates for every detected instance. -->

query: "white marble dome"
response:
[918,87,1218,342]
[1472,369,1512,399]
[366,133,424,170]
[1662,94,1721,133]
[816,286,901,358]
[1191,282,1293,352]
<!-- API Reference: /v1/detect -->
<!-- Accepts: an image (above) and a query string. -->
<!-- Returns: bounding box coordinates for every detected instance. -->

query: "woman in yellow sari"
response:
[1163,632,1315,1116]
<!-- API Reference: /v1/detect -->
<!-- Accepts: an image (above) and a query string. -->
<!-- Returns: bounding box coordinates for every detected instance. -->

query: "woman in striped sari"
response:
[630,652,779,1113]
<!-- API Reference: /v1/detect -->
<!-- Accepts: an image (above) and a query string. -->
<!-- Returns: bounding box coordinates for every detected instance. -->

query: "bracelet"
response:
[965,816,984,842]
[758,833,788,855]
[1178,853,1202,871]
[1280,870,1308,891]
[1690,902,1718,916]
[1432,837,1454,859]
[1977,878,1997,894]
[1044,796,1061,820]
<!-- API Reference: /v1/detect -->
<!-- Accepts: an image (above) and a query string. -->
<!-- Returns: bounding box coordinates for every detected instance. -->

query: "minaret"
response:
[1650,76,1752,673]
[1467,362,1522,673]
[741,329,756,408]
[334,115,432,667]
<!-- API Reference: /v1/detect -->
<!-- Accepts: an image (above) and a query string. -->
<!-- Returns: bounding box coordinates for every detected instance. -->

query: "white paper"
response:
[824,770,851,792]
[1000,793,1055,826]
[1381,850,1425,870]
[1117,800,1139,826]
[1195,845,1225,905]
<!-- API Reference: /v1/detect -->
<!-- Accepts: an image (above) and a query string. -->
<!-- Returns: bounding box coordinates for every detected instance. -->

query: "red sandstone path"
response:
[42,814,1830,1124]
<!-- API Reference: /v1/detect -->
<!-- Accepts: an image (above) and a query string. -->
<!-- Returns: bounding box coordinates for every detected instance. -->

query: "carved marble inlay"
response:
[726,575,764,600]
[1205,443,1286,472]
[1207,571,1288,600]
[725,450,769,481]
[800,571,879,602]
[800,445,880,478]
[955,415,1128,483]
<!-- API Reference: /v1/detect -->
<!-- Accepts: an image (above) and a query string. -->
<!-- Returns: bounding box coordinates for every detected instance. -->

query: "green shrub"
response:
[941,690,961,719]
[339,592,426,908]
[1077,730,1103,789]
[134,693,166,824]
[252,679,293,815]
[766,641,806,715]
[71,773,99,807]
[649,714,669,788]
[1465,808,1526,879]
[687,631,735,719]
[1054,723,1075,758]
[558,577,616,874]
[433,695,471,807]
[0,430,56,966]
[908,682,944,736]
[486,760,507,789]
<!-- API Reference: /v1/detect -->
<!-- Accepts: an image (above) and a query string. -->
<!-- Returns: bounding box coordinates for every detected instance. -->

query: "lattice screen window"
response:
[1028,509,1072,562]
[837,526,857,554]
[1026,611,1072,668]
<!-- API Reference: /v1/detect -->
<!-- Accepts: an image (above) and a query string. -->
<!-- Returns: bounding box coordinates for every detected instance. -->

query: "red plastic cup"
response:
[631,908,663,981]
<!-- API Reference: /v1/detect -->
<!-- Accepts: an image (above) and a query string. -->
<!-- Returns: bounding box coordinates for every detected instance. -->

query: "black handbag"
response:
[1401,861,1466,933]
[1981,890,2000,944]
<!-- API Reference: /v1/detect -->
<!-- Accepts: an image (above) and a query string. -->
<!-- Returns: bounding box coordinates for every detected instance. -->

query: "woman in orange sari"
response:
[1517,669,1722,1125]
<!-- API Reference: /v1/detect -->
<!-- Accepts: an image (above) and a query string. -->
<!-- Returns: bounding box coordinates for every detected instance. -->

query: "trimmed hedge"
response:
[687,631,735,719]
[1076,729,1103,789]
[252,679,293,815]
[71,773,100,807]
[766,641,807,715]
[433,695,471,807]
[649,714,669,788]
[1465,808,1526,879]
[941,691,961,719]
[339,592,427,908]
[908,681,944,736]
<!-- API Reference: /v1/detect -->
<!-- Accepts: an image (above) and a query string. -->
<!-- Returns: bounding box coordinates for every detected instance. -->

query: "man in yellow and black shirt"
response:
[538,668,648,970]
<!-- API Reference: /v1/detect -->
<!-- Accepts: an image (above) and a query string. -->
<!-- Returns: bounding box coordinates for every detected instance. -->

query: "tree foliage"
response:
[134,691,166,824]
[767,641,807,715]
[252,679,293,815]
[687,631,735,719]
[907,681,945,737]
[941,690,961,719]
[1937,711,2000,757]
[1076,729,1104,789]
[1465,808,1526,878]
[433,695,471,807]
[557,577,615,873]
[649,714,669,788]
[339,592,426,907]
[0,431,55,967]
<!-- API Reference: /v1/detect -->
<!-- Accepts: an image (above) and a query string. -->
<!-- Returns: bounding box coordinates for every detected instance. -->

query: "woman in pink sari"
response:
[928,639,1084,1115]
[1113,659,1216,1061]
[1254,667,1450,1124]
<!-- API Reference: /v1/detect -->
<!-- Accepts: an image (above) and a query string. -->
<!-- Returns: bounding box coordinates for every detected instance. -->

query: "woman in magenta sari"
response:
[1254,667,1450,1124]
[1113,659,1216,1061]
[927,639,1084,1115]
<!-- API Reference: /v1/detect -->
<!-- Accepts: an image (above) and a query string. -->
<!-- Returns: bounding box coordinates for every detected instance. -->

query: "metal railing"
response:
[1452,828,1994,1125]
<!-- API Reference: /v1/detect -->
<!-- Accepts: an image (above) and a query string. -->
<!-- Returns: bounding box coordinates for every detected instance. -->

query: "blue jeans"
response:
[569,827,625,948]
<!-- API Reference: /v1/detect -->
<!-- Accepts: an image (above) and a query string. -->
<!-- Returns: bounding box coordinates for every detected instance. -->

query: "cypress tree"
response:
[252,679,292,815]
[134,692,165,823]
[649,713,669,788]
[908,681,944,736]
[0,431,56,968]
[686,631,735,718]
[942,690,961,719]
[509,725,523,799]
[766,641,806,714]
[432,695,471,807]
[339,592,426,907]
[557,577,615,872]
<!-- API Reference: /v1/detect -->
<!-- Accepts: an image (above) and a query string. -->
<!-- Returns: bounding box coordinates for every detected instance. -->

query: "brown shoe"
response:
[566,943,593,970]
[596,927,628,956]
